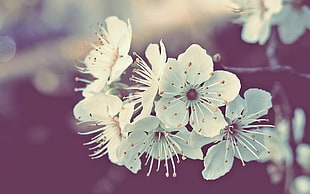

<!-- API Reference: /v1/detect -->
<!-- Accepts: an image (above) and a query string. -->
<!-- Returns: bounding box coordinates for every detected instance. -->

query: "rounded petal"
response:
[243,88,272,119]
[107,136,123,164]
[225,95,245,121]
[109,55,133,83]
[138,83,159,119]
[106,16,132,54]
[202,141,234,180]
[84,49,112,79]
[278,5,305,44]
[124,116,160,134]
[290,176,310,194]
[73,94,122,121]
[173,130,203,160]
[241,14,262,44]
[145,40,166,77]
[82,77,109,97]
[192,108,227,137]
[159,58,185,98]
[178,44,213,85]
[119,102,135,130]
[155,97,188,128]
[292,108,306,143]
[296,143,310,172]
[203,70,241,107]
[117,131,147,173]
[234,130,267,162]
[189,130,220,148]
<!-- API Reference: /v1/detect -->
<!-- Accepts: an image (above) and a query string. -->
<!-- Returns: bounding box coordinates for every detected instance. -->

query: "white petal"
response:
[117,131,147,173]
[241,14,262,44]
[293,108,306,144]
[290,176,310,194]
[145,40,166,77]
[124,116,160,134]
[243,88,272,120]
[296,143,310,172]
[302,6,310,29]
[107,136,122,164]
[138,82,159,119]
[189,130,221,148]
[278,5,305,44]
[174,130,203,160]
[73,94,122,121]
[159,58,185,98]
[155,97,188,128]
[82,77,108,97]
[178,44,213,85]
[235,130,267,162]
[202,141,234,180]
[225,95,245,121]
[203,70,241,107]
[109,55,133,84]
[106,16,131,54]
[189,101,227,137]
[257,20,271,45]
[119,102,135,130]
[84,49,112,79]
[193,110,227,137]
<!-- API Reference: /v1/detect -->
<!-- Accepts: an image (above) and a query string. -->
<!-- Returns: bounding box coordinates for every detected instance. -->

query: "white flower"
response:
[273,1,310,44]
[127,40,167,119]
[117,116,203,177]
[155,44,240,137]
[233,0,283,44]
[73,93,134,164]
[77,16,133,96]
[191,88,273,180]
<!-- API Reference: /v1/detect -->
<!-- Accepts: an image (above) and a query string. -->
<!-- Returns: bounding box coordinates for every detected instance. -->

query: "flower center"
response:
[186,89,198,101]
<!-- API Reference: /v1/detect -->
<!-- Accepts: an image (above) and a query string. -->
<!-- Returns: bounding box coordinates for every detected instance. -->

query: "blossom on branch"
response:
[73,93,134,164]
[76,16,132,96]
[190,88,273,180]
[117,116,203,177]
[155,44,241,137]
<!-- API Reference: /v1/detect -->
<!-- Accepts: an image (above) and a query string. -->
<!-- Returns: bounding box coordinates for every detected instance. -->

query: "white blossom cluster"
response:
[230,0,310,44]
[73,16,274,180]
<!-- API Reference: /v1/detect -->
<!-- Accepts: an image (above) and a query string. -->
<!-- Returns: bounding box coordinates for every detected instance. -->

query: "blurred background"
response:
[0,0,309,194]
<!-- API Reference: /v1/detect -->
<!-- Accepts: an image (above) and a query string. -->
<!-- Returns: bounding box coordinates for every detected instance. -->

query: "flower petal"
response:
[155,97,188,128]
[178,44,213,85]
[292,108,306,144]
[278,5,305,44]
[225,95,245,121]
[82,77,109,97]
[243,88,272,119]
[107,135,122,164]
[73,94,121,121]
[173,130,203,160]
[124,116,160,134]
[119,102,135,130]
[106,16,131,54]
[159,58,185,98]
[234,130,268,162]
[203,70,241,107]
[145,40,166,77]
[241,14,262,44]
[189,130,220,148]
[189,100,227,137]
[109,55,133,84]
[202,141,234,180]
[117,130,147,173]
